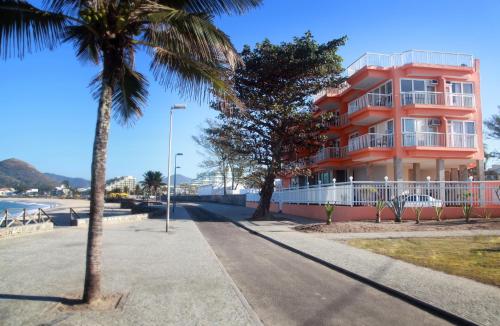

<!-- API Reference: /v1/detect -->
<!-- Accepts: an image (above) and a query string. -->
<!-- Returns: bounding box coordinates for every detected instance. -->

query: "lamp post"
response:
[173,153,183,212]
[166,104,186,233]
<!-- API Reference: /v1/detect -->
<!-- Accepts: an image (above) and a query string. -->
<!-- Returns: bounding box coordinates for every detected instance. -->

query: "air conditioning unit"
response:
[429,80,438,85]
[428,119,441,126]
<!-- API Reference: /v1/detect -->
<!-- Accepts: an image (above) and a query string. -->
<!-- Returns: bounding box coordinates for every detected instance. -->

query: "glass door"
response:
[402,118,416,146]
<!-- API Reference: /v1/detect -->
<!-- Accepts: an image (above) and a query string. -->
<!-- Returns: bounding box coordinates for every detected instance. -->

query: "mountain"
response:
[0,158,57,191]
[44,173,91,188]
[163,174,193,185]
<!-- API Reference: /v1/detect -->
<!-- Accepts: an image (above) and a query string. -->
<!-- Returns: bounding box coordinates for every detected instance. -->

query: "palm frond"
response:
[90,65,149,126]
[163,0,262,15]
[151,46,239,105]
[0,0,67,59]
[140,3,239,69]
[112,66,149,125]
[64,24,100,63]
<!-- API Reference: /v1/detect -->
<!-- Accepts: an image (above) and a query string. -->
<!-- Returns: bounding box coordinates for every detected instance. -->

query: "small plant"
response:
[434,206,444,222]
[413,206,423,224]
[387,196,406,223]
[325,202,335,225]
[462,192,474,223]
[375,200,386,223]
[476,208,492,219]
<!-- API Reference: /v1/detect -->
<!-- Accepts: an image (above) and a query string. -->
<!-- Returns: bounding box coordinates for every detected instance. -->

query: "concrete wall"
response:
[173,195,246,207]
[246,201,500,222]
[72,213,150,227]
[0,222,54,239]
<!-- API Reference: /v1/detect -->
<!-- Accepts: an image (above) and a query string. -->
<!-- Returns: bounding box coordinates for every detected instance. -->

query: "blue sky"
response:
[1,0,499,181]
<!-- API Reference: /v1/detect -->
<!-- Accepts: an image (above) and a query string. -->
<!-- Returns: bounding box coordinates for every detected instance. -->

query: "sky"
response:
[1,0,499,181]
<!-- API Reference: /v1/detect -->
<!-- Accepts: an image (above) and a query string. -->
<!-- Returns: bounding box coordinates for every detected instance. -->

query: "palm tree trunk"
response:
[83,74,113,304]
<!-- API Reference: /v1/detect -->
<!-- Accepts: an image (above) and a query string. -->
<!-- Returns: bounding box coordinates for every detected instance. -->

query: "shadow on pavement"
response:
[0,293,82,305]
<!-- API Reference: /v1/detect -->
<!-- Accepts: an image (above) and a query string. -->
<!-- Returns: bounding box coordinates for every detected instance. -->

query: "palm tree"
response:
[141,170,164,197]
[1,0,260,304]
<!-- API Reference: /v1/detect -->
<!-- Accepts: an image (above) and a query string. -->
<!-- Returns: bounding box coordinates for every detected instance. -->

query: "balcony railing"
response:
[348,93,393,115]
[313,82,350,102]
[312,146,347,163]
[348,133,394,152]
[400,91,475,108]
[402,132,446,147]
[346,50,474,77]
[448,134,477,148]
[328,113,349,128]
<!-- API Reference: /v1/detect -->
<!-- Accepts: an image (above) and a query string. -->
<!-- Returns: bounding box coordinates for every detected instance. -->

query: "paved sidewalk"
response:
[0,207,259,326]
[193,202,500,326]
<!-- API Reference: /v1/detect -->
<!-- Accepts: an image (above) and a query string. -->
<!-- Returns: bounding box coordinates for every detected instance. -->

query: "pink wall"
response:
[246,202,500,222]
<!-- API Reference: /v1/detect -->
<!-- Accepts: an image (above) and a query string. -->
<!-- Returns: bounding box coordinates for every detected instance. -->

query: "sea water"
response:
[0,201,53,217]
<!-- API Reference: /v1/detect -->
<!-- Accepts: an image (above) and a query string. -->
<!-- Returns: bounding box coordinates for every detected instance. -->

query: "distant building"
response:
[24,189,39,196]
[0,188,16,196]
[52,184,72,197]
[105,176,136,193]
[486,164,500,180]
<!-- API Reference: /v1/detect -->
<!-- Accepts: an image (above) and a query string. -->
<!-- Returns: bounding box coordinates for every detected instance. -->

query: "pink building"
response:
[285,50,484,187]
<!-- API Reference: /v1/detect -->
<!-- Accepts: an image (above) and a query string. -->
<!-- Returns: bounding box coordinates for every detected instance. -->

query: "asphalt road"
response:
[185,205,451,326]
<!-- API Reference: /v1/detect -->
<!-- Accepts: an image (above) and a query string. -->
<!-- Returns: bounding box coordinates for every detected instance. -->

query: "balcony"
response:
[400,91,475,107]
[402,132,477,157]
[346,50,474,77]
[347,93,392,125]
[327,113,349,129]
[311,146,347,164]
[348,133,394,162]
[348,133,394,152]
[313,82,350,103]
[402,132,446,147]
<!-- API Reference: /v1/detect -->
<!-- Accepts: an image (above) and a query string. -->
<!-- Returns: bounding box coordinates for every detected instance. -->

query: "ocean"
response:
[0,201,53,217]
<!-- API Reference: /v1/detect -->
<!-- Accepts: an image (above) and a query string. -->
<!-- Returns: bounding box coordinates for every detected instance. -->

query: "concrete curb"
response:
[191,217,264,326]
[194,206,479,326]
[71,213,150,227]
[0,222,54,240]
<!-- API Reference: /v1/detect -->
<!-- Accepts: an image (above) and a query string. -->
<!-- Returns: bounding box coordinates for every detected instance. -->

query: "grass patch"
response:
[347,236,500,287]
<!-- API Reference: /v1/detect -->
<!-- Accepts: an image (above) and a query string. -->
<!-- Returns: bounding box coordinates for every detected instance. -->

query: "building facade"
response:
[286,50,484,187]
[105,176,136,192]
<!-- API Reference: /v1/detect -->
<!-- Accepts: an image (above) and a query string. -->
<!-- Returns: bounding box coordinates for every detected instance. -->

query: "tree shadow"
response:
[0,293,82,305]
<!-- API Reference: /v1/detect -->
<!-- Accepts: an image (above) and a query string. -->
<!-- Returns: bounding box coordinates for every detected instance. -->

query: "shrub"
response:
[413,206,423,224]
[375,200,385,223]
[387,196,406,223]
[325,202,335,225]
[462,192,474,223]
[434,206,444,222]
[476,208,492,219]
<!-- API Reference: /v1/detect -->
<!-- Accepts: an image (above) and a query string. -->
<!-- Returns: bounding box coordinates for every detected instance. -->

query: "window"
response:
[446,82,474,107]
[400,79,438,105]
[402,118,440,146]
[368,81,393,107]
[447,120,476,147]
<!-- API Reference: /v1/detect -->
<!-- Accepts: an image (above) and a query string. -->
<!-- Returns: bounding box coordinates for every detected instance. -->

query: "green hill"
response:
[0,158,57,191]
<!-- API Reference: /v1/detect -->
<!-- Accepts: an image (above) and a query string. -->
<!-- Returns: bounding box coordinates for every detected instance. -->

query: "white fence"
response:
[246,181,500,207]
[346,50,474,77]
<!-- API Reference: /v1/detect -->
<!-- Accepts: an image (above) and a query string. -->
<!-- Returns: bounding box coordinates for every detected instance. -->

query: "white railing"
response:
[402,132,446,147]
[246,180,500,207]
[328,113,349,128]
[348,93,392,115]
[311,146,347,163]
[446,93,475,108]
[447,134,477,148]
[346,50,474,77]
[348,133,393,152]
[313,82,350,102]
[400,91,475,108]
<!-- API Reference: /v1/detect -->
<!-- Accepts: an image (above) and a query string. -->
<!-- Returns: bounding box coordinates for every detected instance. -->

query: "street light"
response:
[166,104,186,233]
[173,153,183,212]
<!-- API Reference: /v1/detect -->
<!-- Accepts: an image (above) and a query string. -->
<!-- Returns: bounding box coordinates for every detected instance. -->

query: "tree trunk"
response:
[222,161,227,195]
[252,170,275,219]
[82,74,113,304]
